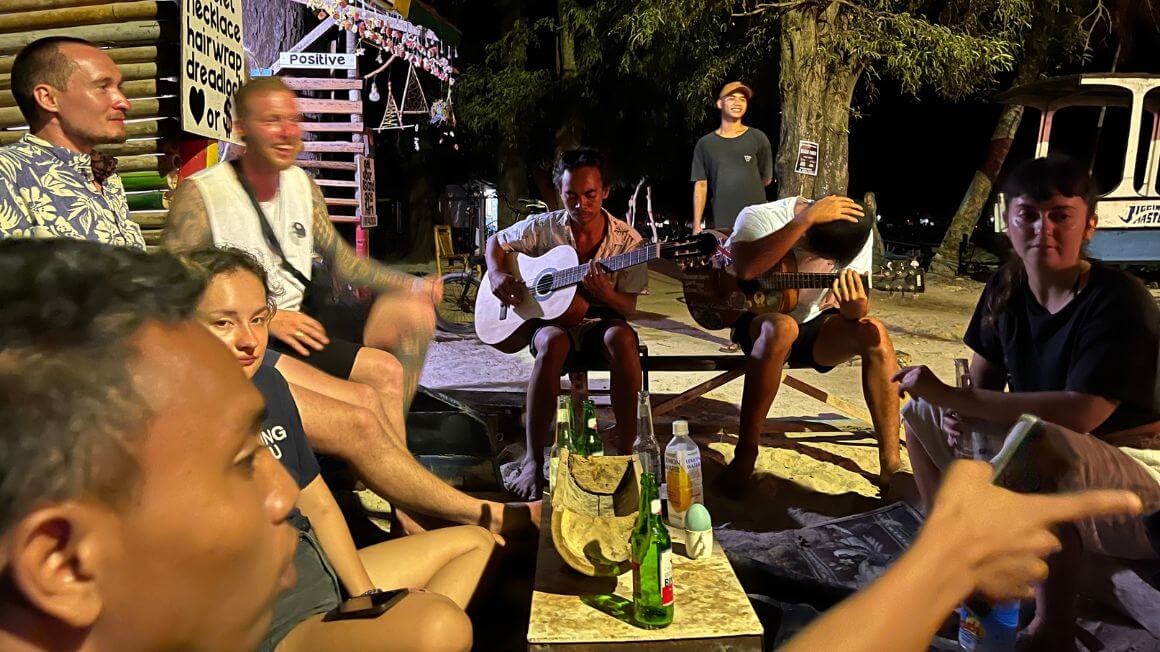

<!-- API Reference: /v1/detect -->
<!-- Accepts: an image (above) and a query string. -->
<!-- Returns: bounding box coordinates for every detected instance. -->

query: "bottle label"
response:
[664,449,703,528]
[660,548,674,606]
[548,457,559,491]
[650,498,661,515]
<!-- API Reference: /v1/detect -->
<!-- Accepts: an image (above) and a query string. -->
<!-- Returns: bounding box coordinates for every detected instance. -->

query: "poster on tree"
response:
[181,0,245,143]
[795,140,819,176]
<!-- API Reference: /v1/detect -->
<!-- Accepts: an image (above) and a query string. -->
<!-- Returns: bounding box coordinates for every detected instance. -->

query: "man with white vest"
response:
[164,77,439,449]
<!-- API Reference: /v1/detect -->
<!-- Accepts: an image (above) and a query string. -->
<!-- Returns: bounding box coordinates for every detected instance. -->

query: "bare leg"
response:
[507,326,571,501]
[906,424,942,513]
[599,321,642,453]
[277,590,472,652]
[357,525,495,609]
[287,383,539,537]
[812,315,901,485]
[1023,524,1082,652]
[725,313,798,492]
[275,353,405,447]
[363,292,436,413]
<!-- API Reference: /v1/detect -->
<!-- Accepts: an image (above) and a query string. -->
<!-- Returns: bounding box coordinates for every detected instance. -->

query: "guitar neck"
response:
[550,244,659,289]
[757,271,868,291]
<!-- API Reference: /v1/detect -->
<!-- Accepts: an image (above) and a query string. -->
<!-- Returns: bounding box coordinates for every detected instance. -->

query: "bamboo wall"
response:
[0,0,180,247]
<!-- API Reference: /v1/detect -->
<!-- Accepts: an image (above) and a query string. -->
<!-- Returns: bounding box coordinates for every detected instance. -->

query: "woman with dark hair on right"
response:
[892,155,1160,650]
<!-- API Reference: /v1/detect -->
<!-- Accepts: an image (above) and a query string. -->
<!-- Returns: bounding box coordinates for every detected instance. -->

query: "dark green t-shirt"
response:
[691,127,773,229]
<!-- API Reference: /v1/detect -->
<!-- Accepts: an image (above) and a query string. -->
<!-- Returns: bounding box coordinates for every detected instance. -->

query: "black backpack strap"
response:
[229,159,312,289]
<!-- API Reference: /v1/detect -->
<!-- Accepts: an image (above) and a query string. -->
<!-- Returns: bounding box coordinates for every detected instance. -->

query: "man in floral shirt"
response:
[0,37,144,250]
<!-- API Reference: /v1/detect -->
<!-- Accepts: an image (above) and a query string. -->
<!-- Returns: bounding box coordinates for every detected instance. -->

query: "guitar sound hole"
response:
[535,273,555,297]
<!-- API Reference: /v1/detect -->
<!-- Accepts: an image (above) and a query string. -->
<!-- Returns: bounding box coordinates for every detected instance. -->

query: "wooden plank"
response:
[0,1,165,34]
[129,209,167,228]
[295,159,357,171]
[1,0,110,14]
[0,20,170,55]
[302,140,364,154]
[0,118,170,144]
[1,62,166,90]
[0,97,169,129]
[100,138,177,158]
[313,178,358,188]
[299,121,364,133]
[324,197,360,207]
[0,78,166,109]
[652,368,746,417]
[281,77,363,91]
[330,215,360,223]
[116,153,177,174]
[296,98,361,114]
[0,48,163,78]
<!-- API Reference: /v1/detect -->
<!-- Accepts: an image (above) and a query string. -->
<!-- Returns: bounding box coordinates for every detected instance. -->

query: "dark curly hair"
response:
[0,240,205,534]
[986,155,1097,326]
[553,146,606,189]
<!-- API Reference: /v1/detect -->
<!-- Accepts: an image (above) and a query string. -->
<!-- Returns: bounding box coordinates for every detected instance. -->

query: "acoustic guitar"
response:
[681,230,925,331]
[475,234,717,353]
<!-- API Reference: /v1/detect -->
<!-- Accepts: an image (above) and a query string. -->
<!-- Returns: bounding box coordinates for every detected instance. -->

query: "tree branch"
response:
[731,0,812,18]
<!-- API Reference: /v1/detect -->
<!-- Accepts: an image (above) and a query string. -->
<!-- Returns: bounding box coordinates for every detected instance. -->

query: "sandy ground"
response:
[418,265,992,529]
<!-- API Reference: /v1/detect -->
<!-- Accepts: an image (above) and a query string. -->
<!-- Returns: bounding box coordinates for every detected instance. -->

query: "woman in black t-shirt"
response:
[189,248,494,652]
[894,156,1160,650]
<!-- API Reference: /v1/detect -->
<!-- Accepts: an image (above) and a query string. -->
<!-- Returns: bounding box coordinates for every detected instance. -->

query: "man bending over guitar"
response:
[486,147,647,500]
[725,195,901,492]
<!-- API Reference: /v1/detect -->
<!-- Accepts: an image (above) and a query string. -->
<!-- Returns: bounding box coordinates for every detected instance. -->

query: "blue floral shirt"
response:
[0,134,145,250]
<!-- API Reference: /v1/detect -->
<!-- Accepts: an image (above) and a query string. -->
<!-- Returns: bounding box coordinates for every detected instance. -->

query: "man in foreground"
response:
[0,37,144,248]
[0,239,298,651]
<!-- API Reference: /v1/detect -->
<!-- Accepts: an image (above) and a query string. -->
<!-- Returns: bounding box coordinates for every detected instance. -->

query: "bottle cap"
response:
[672,420,689,436]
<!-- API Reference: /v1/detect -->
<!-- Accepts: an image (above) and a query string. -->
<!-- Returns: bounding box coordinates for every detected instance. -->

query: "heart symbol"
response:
[189,87,206,125]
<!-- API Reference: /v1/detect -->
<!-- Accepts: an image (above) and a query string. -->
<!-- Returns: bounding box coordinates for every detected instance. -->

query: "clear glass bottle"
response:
[633,391,663,479]
[548,395,574,494]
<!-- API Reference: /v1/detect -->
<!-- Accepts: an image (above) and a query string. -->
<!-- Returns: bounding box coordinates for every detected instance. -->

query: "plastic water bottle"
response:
[959,599,1019,651]
[664,419,703,528]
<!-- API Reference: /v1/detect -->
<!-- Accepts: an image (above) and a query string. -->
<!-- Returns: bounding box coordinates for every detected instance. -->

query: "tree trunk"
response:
[775,5,860,199]
[928,104,1023,275]
[498,138,531,229]
[243,1,309,69]
[554,0,584,158]
[928,39,1047,276]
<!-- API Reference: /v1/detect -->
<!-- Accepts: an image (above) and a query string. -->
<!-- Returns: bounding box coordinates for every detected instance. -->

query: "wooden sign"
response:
[356,155,378,228]
[278,52,357,70]
[794,140,819,176]
[181,0,245,143]
[1097,199,1160,229]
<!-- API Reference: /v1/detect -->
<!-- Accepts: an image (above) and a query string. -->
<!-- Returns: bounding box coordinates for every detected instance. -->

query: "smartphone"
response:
[322,588,409,622]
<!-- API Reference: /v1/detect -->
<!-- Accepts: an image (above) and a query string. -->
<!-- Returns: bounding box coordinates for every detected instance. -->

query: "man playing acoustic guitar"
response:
[725,195,902,493]
[486,147,647,500]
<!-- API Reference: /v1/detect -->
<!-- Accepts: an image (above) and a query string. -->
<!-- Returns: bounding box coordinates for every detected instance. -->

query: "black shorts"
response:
[730,308,840,373]
[528,317,636,367]
[269,302,370,379]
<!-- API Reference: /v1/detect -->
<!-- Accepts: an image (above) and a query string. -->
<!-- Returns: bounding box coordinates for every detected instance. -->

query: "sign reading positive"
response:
[357,155,378,229]
[794,140,819,176]
[278,52,358,70]
[181,0,245,143]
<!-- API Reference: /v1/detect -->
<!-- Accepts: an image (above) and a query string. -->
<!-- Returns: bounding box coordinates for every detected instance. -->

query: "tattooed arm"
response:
[309,182,431,297]
[162,181,214,253]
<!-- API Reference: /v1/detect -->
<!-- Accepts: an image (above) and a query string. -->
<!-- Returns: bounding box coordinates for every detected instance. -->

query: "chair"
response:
[433,225,478,277]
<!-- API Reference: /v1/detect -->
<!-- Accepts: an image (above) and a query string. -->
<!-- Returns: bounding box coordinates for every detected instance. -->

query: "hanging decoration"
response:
[368,80,381,102]
[305,0,456,82]
[400,63,429,115]
[376,82,403,131]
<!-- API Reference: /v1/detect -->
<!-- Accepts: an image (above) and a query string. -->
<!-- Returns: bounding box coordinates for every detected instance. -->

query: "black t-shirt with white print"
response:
[252,357,321,490]
[964,263,1160,437]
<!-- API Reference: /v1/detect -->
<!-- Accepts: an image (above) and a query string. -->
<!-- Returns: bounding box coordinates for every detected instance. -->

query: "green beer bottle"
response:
[578,399,604,457]
[548,395,575,493]
[631,471,674,628]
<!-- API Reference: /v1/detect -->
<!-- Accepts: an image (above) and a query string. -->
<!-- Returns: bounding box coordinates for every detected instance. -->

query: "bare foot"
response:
[879,455,902,490]
[501,456,543,501]
[715,451,757,499]
[393,508,430,536]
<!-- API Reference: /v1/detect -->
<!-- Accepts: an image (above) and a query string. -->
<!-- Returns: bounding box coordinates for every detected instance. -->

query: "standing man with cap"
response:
[690,81,773,234]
